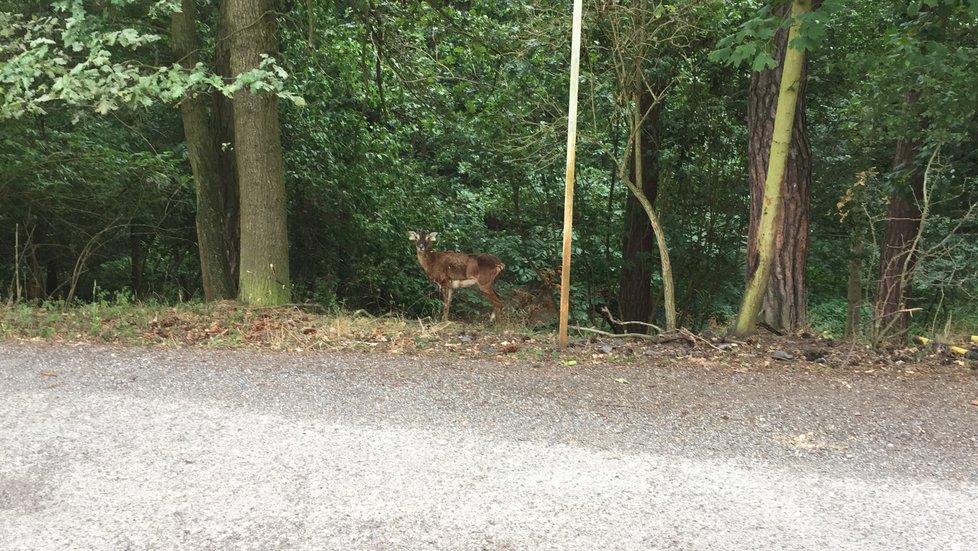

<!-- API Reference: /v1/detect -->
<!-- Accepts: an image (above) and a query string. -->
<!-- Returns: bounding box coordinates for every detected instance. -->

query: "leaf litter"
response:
[2,302,976,378]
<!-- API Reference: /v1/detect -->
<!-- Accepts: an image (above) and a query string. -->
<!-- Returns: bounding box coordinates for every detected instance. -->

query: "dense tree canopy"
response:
[2,0,976,342]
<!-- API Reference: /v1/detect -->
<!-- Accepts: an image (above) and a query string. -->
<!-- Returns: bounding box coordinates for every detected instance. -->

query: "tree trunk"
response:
[215,2,241,287]
[618,87,661,334]
[225,0,291,306]
[744,0,815,334]
[171,0,236,301]
[129,227,147,299]
[845,235,864,340]
[875,123,925,343]
[733,0,811,337]
[621,96,675,333]
[45,258,59,298]
[27,243,44,300]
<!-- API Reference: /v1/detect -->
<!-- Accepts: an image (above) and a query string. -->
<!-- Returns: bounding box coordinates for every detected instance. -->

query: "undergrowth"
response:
[0,300,546,352]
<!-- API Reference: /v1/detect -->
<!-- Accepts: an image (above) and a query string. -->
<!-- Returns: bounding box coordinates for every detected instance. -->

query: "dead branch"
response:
[600,306,663,334]
[757,321,785,336]
[680,328,723,351]
[569,325,661,340]
[569,325,696,346]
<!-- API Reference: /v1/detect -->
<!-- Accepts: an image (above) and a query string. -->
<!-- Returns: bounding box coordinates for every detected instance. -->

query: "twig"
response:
[569,326,695,346]
[757,321,784,336]
[874,307,924,322]
[680,328,723,351]
[569,325,660,339]
[840,339,860,369]
[600,306,663,334]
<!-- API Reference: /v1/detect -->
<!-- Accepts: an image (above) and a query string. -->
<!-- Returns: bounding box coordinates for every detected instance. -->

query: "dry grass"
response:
[0,301,545,355]
[1,301,975,373]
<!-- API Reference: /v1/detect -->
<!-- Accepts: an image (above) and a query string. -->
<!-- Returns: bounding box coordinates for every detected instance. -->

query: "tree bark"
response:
[129,227,147,299]
[171,0,236,301]
[215,0,241,286]
[225,0,291,306]
[618,87,661,334]
[45,258,59,298]
[733,0,811,337]
[845,235,864,340]
[744,0,815,334]
[875,117,924,343]
[621,95,675,333]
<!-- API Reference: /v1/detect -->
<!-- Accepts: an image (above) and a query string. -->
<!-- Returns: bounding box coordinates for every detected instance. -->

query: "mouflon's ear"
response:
[428,232,438,241]
[408,231,419,241]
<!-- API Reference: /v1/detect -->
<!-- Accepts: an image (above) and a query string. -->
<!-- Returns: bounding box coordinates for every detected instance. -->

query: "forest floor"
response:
[3,324,978,548]
[5,303,977,549]
[1,300,976,378]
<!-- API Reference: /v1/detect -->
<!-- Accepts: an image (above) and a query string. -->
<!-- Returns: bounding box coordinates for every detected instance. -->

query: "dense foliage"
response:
[1,0,976,339]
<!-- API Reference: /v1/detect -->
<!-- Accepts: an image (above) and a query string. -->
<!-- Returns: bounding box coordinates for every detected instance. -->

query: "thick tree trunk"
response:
[215,3,241,287]
[225,0,291,306]
[733,0,811,337]
[621,95,676,333]
[171,0,236,301]
[875,130,925,343]
[744,0,814,334]
[618,88,661,334]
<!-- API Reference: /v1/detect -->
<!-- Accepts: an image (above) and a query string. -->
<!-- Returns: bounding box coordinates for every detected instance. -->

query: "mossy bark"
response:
[226,0,291,306]
[733,0,811,337]
[619,87,662,334]
[744,0,815,334]
[171,0,236,301]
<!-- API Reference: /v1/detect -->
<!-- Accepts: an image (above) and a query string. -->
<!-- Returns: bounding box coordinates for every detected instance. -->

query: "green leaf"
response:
[751,52,777,71]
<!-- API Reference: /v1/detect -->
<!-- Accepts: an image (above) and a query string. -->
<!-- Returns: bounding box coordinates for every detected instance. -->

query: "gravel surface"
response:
[1,342,977,550]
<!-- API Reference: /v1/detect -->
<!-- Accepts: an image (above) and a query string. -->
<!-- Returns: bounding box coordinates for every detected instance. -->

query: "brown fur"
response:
[409,231,504,321]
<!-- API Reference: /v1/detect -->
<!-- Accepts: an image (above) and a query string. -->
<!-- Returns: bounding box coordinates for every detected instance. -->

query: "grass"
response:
[0,300,556,356]
[5,299,973,372]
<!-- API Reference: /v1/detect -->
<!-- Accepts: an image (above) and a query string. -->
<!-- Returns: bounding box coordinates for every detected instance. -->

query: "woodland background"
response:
[1,0,976,345]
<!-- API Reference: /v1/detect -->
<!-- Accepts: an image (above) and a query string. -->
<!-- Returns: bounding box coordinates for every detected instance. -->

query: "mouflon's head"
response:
[408,231,438,253]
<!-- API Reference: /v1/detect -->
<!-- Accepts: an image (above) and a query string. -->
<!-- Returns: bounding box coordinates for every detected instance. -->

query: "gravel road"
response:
[1,342,976,550]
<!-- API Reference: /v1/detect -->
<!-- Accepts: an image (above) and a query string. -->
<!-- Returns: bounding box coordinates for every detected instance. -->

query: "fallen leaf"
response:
[561,360,578,366]
[40,370,57,377]
[970,400,978,407]
[614,378,630,385]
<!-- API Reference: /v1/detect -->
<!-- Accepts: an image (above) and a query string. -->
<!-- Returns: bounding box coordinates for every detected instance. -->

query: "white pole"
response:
[558,0,584,347]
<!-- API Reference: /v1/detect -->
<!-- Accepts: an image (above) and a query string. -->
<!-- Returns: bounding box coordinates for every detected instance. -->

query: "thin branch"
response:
[680,328,723,351]
[600,305,663,333]
[569,325,660,339]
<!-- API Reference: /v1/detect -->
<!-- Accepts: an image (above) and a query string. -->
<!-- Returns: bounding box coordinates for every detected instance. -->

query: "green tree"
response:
[744,0,822,334]
[732,0,812,337]
[225,0,291,306]
[870,2,978,342]
[171,0,236,301]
